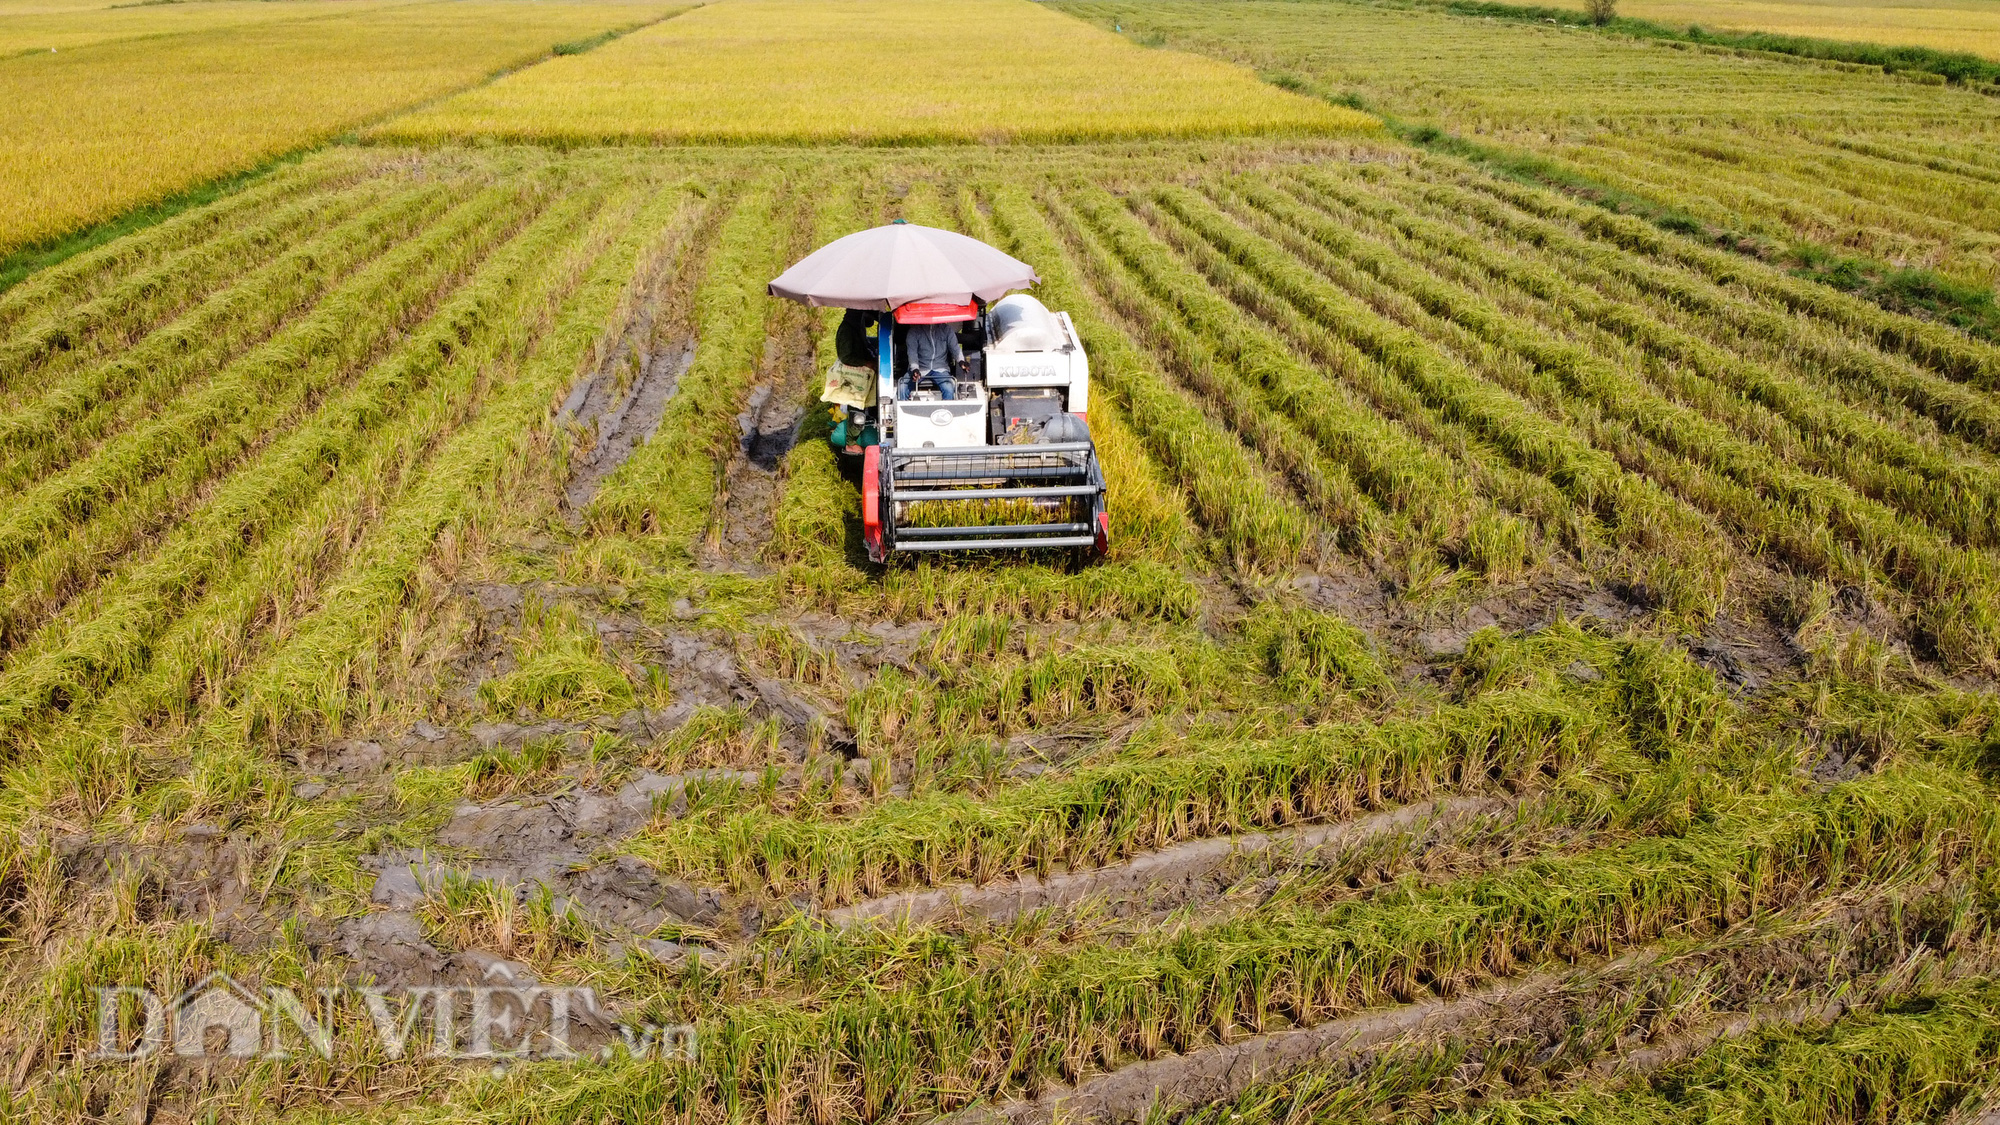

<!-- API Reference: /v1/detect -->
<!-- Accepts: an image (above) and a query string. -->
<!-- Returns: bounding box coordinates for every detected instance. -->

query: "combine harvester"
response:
[770,222,1108,562]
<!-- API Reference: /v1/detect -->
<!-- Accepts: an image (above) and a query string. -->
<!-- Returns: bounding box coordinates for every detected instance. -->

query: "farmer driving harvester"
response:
[899,316,965,401]
[768,221,1109,562]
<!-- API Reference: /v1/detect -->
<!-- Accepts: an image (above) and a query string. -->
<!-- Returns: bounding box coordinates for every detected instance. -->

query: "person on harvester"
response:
[898,318,966,401]
[836,307,877,370]
[832,309,879,455]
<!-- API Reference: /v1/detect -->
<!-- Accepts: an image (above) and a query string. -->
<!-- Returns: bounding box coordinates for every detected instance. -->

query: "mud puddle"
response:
[739,381,806,470]
[706,295,819,566]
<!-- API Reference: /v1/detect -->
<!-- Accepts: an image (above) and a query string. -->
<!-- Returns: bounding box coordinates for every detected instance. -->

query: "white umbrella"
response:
[768,222,1040,311]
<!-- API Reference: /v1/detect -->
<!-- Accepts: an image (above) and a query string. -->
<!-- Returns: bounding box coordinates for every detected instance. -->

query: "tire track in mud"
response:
[559,196,726,518]
[563,337,696,513]
[961,885,1995,1125]
[706,204,820,568]
[826,794,1515,930]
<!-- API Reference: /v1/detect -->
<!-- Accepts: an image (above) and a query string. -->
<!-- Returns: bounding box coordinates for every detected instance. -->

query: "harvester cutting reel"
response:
[863,440,1110,562]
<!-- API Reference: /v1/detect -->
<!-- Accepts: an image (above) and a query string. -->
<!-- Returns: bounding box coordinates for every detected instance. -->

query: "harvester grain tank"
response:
[769,222,1108,562]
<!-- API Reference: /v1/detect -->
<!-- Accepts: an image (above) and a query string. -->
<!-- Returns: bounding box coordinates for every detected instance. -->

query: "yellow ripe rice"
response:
[1550,0,2000,61]
[371,0,1377,145]
[901,496,1077,530]
[0,0,682,253]
[0,0,411,55]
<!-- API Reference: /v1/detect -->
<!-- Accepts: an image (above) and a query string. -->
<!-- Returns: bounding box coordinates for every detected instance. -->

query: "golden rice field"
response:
[4,1,2000,1123]
[0,0,132,12]
[371,0,1374,144]
[1061,0,2000,285]
[1547,0,2000,59]
[0,0,413,54]
[0,0,683,253]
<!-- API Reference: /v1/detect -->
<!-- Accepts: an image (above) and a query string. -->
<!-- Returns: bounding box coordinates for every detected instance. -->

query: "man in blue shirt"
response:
[898,320,964,400]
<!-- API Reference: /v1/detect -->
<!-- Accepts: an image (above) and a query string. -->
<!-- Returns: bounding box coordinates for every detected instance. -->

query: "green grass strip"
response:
[0,175,395,396]
[0,151,313,301]
[0,154,362,337]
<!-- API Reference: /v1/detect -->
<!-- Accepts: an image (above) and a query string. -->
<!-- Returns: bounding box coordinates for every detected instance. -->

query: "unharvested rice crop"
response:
[0,0,684,252]
[371,0,1375,144]
[0,0,151,12]
[1061,0,2000,286]
[0,0,413,54]
[5,1,2000,1122]
[1548,0,2000,59]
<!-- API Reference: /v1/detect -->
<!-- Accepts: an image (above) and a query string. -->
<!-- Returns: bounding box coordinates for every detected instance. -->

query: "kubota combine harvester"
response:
[769,222,1108,562]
